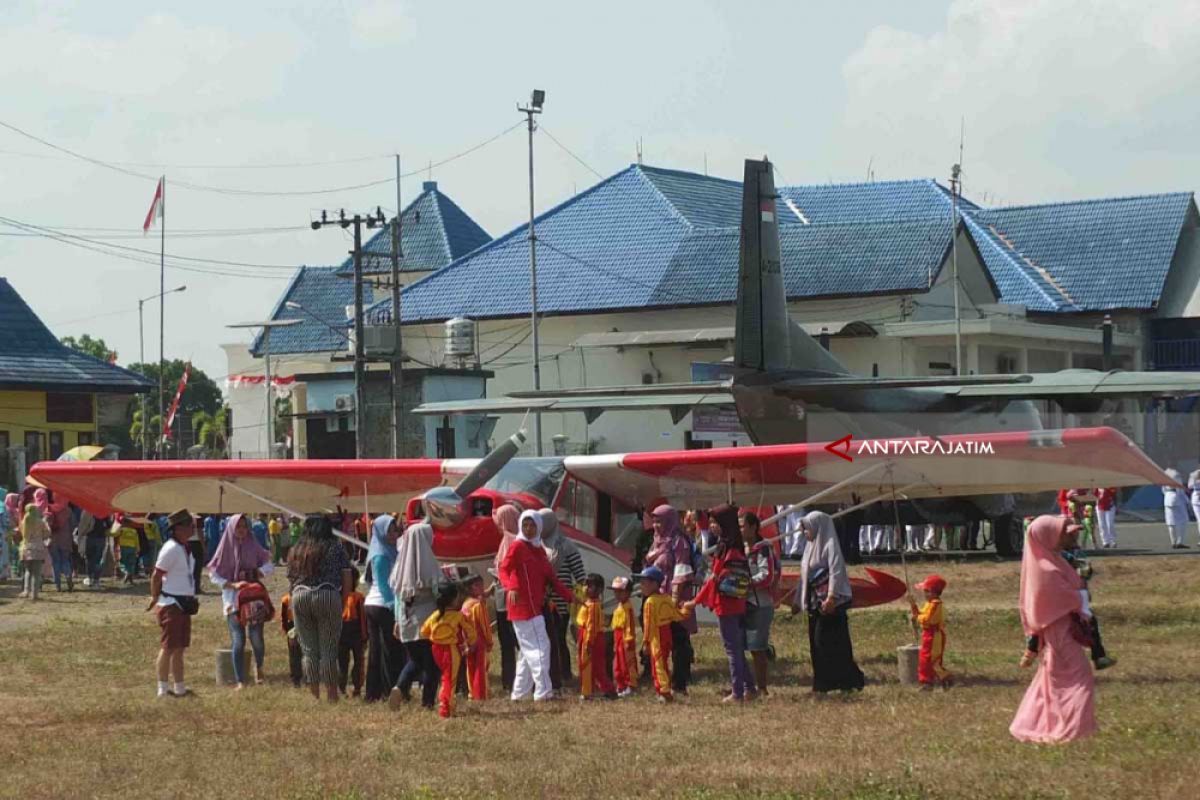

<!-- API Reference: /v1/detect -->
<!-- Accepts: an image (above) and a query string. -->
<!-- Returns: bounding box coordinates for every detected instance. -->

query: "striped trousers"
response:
[292,586,343,686]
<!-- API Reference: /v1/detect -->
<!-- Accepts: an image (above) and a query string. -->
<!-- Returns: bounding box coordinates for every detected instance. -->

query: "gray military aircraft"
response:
[416,158,1200,556]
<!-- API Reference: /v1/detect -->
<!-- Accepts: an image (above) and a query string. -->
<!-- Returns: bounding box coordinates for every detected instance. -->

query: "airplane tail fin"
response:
[733,158,849,375]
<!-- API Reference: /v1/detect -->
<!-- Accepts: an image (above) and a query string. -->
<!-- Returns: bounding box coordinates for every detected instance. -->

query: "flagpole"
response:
[158,175,165,459]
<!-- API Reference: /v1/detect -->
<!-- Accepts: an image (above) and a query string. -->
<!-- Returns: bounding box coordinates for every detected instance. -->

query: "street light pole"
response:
[518,89,546,456]
[137,284,186,459]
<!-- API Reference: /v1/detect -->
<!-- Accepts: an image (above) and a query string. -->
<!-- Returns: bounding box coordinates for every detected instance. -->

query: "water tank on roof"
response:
[444,317,476,366]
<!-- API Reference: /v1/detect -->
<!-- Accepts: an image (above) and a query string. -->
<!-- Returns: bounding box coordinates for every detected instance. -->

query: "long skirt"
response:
[1010,615,1097,743]
[807,607,865,692]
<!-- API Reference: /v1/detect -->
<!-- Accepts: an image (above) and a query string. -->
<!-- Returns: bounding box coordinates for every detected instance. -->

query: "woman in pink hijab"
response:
[1010,514,1097,743]
[491,503,522,693]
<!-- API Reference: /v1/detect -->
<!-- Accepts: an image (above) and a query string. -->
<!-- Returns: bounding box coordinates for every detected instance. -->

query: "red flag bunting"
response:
[143,177,164,234]
[162,362,190,440]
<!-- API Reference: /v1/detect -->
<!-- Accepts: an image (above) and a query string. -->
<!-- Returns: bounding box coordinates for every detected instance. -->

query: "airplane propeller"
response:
[422,428,528,529]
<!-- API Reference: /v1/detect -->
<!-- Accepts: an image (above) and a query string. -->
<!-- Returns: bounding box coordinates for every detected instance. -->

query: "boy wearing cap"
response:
[610,576,638,696]
[636,566,691,702]
[909,574,952,690]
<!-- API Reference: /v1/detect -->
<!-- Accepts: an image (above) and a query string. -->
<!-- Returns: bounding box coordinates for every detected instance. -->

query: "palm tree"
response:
[129,408,162,458]
[192,407,230,458]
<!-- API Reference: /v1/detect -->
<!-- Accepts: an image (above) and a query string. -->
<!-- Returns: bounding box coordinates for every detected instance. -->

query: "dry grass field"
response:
[2,555,1199,800]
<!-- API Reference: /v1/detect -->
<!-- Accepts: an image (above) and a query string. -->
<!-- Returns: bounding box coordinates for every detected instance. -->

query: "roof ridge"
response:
[633,165,698,229]
[366,165,653,319]
[984,219,1075,306]
[986,190,1195,213]
[426,186,452,264]
[959,213,1071,311]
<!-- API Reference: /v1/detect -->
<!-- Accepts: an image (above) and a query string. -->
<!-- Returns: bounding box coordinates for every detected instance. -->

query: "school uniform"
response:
[461,596,492,700]
[420,609,477,718]
[641,594,685,699]
[576,597,613,698]
[915,598,951,686]
[610,599,638,693]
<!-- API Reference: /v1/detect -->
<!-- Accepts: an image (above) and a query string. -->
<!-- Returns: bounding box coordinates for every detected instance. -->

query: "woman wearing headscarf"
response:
[388,520,443,709]
[791,510,864,692]
[500,509,574,701]
[363,514,405,702]
[287,514,351,702]
[208,514,274,689]
[18,503,49,600]
[1010,515,1098,743]
[539,507,585,689]
[689,504,757,701]
[491,503,522,693]
[646,504,696,694]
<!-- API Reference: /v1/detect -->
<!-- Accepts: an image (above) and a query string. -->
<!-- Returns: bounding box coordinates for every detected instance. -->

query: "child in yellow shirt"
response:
[576,574,616,700]
[909,574,952,690]
[610,576,638,697]
[460,575,493,701]
[421,582,477,718]
[636,566,690,703]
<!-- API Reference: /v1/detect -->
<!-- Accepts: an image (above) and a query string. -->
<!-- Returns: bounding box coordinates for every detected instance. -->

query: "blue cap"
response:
[633,566,665,584]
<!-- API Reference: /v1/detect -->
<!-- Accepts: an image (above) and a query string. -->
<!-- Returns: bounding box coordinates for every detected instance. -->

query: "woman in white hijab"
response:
[791,511,864,692]
[388,521,444,709]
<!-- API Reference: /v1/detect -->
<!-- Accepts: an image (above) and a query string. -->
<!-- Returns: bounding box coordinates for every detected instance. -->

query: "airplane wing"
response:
[563,426,1171,510]
[28,458,463,516]
[414,387,734,422]
[953,370,1200,398]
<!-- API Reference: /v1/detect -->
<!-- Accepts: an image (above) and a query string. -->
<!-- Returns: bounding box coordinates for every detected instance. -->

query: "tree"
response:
[126,359,223,457]
[192,406,230,457]
[60,334,116,362]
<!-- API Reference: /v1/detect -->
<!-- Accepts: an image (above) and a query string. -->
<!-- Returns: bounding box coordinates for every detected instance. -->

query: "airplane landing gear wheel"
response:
[992,513,1024,558]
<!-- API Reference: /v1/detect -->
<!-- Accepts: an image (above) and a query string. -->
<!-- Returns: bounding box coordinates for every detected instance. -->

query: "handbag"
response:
[1067,612,1094,648]
[716,557,750,599]
[163,592,199,616]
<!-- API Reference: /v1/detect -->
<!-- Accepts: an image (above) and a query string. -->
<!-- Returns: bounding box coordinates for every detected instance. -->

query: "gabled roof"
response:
[338,180,491,276]
[777,178,974,224]
[0,278,153,393]
[364,165,955,324]
[963,193,1195,312]
[250,266,355,357]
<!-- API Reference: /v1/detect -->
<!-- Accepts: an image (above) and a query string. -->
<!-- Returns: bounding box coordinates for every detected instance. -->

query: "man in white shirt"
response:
[148,508,197,698]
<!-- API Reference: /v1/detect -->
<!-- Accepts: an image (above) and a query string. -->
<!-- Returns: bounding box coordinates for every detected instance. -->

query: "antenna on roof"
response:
[636,137,643,166]
[866,155,874,182]
[704,153,708,176]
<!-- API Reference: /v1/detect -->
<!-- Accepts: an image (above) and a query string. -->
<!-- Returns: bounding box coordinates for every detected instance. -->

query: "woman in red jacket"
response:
[687,504,757,702]
[499,509,574,701]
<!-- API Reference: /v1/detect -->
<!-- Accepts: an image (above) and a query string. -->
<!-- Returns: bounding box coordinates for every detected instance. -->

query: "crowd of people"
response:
[0,484,1107,742]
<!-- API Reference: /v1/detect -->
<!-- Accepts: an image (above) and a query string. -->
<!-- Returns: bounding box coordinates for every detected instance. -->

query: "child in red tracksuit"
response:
[577,574,616,700]
[909,574,953,690]
[421,582,477,718]
[610,576,638,697]
[460,574,493,701]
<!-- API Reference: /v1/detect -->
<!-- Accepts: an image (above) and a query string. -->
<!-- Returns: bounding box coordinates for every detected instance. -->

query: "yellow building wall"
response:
[0,390,98,461]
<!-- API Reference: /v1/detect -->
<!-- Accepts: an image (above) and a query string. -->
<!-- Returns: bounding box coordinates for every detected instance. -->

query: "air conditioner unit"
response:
[334,394,355,412]
[363,325,398,357]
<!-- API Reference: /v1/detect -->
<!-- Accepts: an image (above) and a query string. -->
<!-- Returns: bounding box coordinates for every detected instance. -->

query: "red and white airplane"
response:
[30,425,1173,608]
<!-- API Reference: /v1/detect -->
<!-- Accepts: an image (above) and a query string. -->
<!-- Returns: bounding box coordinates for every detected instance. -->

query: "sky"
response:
[2,0,1199,383]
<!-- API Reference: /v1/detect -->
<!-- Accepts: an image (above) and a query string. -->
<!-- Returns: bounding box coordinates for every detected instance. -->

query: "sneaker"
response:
[656,694,673,704]
[1094,656,1117,671]
[617,688,634,698]
[721,693,742,703]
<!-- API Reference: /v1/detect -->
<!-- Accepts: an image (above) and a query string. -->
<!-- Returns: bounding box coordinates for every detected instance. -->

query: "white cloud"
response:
[347,0,416,47]
[836,0,1200,203]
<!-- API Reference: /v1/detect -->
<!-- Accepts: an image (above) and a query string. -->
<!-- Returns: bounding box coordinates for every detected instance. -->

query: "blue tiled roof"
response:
[365,165,955,324]
[250,266,355,357]
[0,278,153,392]
[338,181,491,276]
[778,178,974,223]
[963,193,1195,312]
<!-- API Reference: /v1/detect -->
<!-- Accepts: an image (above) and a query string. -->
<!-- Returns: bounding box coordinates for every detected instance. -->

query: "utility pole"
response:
[391,154,404,459]
[518,89,546,455]
[950,162,962,376]
[312,208,385,459]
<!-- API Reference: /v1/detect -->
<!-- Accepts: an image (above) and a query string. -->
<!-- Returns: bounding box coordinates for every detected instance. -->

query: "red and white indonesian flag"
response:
[143,177,164,234]
[162,362,190,440]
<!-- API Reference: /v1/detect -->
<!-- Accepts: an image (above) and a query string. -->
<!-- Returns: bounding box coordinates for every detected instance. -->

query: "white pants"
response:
[858,526,871,553]
[923,526,941,551]
[1168,524,1184,546]
[1097,508,1116,547]
[511,615,554,701]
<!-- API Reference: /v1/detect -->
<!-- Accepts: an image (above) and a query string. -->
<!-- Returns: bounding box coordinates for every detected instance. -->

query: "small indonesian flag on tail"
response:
[143,176,164,234]
[162,362,190,441]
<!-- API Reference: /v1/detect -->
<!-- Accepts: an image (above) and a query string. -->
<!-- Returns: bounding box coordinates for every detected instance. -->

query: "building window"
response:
[77,432,94,446]
[49,431,64,460]
[24,431,42,464]
[46,393,93,424]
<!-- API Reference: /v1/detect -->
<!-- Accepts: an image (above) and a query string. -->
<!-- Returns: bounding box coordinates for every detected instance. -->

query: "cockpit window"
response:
[484,458,566,506]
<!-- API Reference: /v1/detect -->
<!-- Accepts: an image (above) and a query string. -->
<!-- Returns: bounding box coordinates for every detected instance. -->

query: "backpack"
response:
[237,583,276,626]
